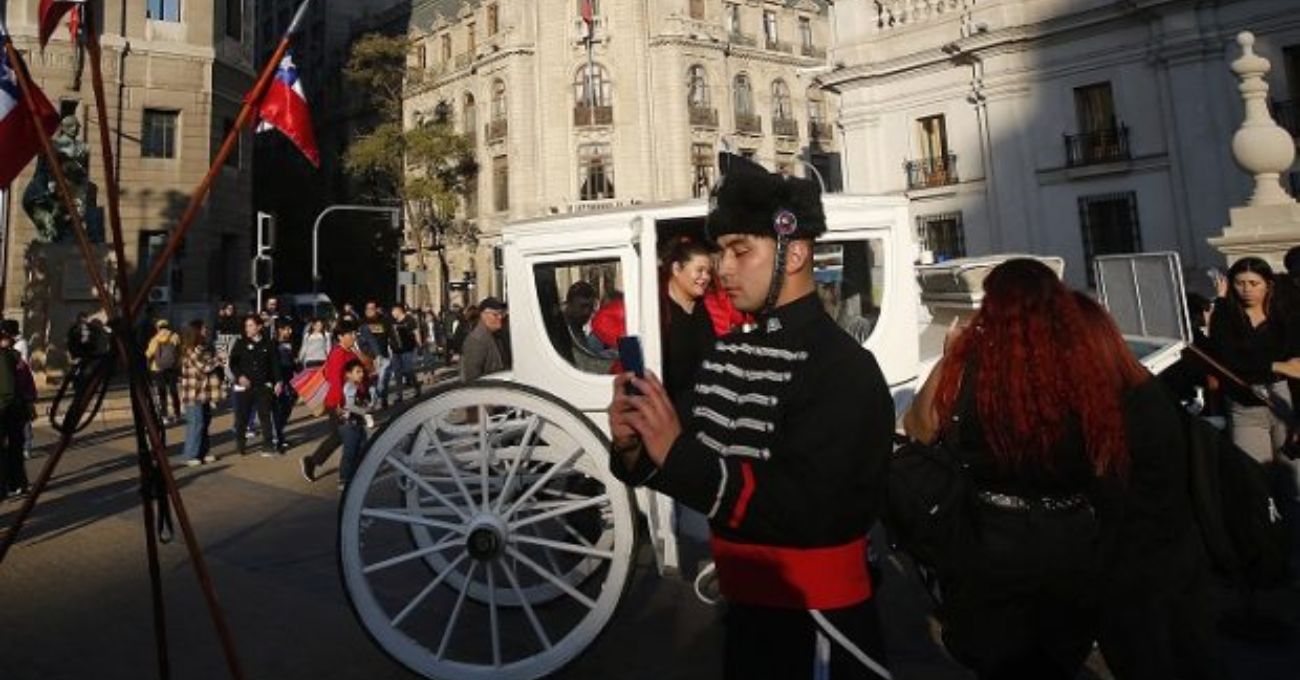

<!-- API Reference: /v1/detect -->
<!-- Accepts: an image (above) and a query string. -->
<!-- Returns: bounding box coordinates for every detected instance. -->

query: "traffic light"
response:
[252,255,274,290]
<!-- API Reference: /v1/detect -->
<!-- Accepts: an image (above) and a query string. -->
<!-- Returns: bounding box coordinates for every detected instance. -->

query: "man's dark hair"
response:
[392,302,408,313]
[1285,246,1300,276]
[244,313,264,326]
[565,281,597,304]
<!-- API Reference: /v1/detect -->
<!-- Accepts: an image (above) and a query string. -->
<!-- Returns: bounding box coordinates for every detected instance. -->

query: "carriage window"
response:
[533,258,624,375]
[814,239,885,344]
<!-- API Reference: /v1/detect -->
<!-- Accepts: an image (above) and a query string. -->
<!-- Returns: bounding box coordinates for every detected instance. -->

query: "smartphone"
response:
[617,336,645,395]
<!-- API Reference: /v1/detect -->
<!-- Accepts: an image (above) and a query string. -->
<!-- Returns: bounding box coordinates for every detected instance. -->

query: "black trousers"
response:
[306,416,342,468]
[938,505,1099,680]
[233,386,275,453]
[723,599,889,680]
[152,369,180,419]
[0,404,29,493]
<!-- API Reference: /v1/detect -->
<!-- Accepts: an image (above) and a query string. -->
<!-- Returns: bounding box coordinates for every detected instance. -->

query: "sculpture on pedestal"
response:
[20,115,104,244]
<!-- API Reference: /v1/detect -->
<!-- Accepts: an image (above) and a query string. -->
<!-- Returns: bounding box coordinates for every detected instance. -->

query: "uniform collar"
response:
[756,292,822,335]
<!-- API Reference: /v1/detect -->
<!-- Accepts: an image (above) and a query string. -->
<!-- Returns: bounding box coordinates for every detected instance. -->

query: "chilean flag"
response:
[581,0,595,39]
[39,0,84,48]
[0,37,61,188]
[254,53,320,167]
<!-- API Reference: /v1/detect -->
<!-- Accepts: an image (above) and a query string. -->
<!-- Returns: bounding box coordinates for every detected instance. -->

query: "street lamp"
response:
[311,204,403,296]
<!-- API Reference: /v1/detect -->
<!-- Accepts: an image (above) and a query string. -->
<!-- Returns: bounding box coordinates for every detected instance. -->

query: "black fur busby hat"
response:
[706,153,826,242]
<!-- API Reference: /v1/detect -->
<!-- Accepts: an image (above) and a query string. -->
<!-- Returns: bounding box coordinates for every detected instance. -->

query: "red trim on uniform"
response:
[709,535,873,609]
[728,462,756,529]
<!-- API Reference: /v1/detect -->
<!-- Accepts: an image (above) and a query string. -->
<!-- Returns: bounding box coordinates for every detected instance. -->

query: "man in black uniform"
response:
[607,154,895,679]
[228,314,282,456]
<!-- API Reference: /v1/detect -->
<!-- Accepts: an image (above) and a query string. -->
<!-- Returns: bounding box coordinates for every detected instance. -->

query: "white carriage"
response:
[334,196,1191,680]
[336,195,919,680]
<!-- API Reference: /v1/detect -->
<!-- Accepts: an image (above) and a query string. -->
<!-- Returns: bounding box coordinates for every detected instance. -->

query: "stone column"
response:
[1208,32,1300,268]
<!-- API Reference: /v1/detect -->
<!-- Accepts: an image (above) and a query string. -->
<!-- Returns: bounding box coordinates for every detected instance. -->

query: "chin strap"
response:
[761,233,791,320]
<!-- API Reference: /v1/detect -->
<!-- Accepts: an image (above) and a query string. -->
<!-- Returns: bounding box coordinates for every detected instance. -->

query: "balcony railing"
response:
[485,119,508,143]
[1064,126,1131,167]
[809,121,833,142]
[766,39,792,53]
[574,105,614,127]
[729,31,757,47]
[800,44,827,59]
[773,117,799,138]
[1271,99,1298,138]
[735,113,762,135]
[904,153,959,190]
[689,106,719,128]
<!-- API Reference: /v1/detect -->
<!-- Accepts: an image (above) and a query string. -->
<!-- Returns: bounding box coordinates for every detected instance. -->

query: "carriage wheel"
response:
[339,381,637,680]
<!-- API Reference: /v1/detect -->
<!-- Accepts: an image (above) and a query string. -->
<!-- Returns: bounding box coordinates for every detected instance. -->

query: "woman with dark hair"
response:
[904,259,1219,680]
[660,239,718,400]
[1208,257,1300,495]
[179,320,224,465]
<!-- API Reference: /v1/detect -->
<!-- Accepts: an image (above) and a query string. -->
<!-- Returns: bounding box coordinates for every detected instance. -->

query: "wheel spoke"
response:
[436,561,478,660]
[429,423,476,511]
[364,534,461,574]
[503,448,584,520]
[391,551,469,627]
[487,560,501,668]
[362,508,465,534]
[385,455,472,522]
[511,533,615,560]
[492,415,541,514]
[553,515,597,549]
[510,494,609,532]
[479,410,491,511]
[499,556,553,651]
[505,547,597,609]
[521,521,564,577]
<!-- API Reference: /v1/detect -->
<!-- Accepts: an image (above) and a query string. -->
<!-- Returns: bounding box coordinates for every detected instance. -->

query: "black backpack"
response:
[884,438,971,569]
[1184,411,1292,589]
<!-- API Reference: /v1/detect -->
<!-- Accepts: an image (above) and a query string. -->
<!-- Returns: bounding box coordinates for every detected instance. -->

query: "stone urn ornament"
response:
[1230,32,1297,206]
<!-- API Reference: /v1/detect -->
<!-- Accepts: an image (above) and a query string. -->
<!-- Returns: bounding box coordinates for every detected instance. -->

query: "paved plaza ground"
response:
[0,399,1296,679]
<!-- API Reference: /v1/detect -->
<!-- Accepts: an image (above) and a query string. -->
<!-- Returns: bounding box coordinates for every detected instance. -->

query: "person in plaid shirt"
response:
[180,319,226,466]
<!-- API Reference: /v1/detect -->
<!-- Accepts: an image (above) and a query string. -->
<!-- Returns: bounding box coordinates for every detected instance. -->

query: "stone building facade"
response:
[825,0,1300,289]
[0,1,255,364]
[402,0,839,308]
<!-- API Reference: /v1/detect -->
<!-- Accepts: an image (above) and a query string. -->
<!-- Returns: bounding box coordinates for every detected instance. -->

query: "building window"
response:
[692,143,715,198]
[225,0,242,40]
[493,155,510,212]
[916,212,966,263]
[578,143,615,201]
[142,109,179,159]
[147,0,181,22]
[763,10,778,46]
[1068,82,1129,166]
[906,114,956,189]
[807,87,827,138]
[1078,192,1142,285]
[464,93,478,142]
[220,117,240,169]
[690,0,706,20]
[726,4,741,34]
[799,17,813,52]
[688,65,711,108]
[574,63,612,108]
[917,114,948,161]
[734,74,754,116]
[468,22,477,54]
[441,34,452,62]
[491,80,507,122]
[772,79,793,121]
[487,4,500,35]
[465,176,479,219]
[1074,82,1116,134]
[417,43,427,70]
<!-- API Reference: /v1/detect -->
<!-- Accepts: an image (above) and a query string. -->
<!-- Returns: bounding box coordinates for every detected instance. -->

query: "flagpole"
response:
[128,0,312,319]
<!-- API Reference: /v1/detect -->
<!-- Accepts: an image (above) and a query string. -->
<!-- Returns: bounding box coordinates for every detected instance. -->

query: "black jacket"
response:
[612,293,895,548]
[228,336,282,387]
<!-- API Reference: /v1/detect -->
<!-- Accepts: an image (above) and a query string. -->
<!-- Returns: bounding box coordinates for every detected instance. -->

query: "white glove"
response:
[364,414,375,430]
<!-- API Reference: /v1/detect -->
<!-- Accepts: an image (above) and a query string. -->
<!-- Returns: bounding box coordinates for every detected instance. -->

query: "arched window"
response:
[733,74,753,117]
[491,79,507,122]
[574,63,612,108]
[687,65,710,109]
[463,93,478,136]
[772,79,793,121]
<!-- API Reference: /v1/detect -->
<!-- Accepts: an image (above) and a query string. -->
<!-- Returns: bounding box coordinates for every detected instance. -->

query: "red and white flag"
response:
[38,0,85,48]
[0,32,61,188]
[254,53,320,167]
[581,0,595,39]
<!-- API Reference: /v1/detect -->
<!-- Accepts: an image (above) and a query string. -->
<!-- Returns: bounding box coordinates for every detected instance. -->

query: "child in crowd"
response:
[337,358,374,491]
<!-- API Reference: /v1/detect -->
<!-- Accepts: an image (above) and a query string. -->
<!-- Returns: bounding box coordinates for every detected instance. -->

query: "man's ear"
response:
[784,239,813,275]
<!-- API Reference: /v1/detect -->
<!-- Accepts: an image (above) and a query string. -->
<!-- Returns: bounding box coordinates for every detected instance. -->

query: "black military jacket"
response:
[612,292,894,548]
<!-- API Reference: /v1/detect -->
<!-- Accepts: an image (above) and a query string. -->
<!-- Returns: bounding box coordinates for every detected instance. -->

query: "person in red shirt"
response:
[301,319,363,484]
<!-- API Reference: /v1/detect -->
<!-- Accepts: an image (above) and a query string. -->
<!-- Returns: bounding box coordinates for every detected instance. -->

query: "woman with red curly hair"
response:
[904,259,1220,680]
